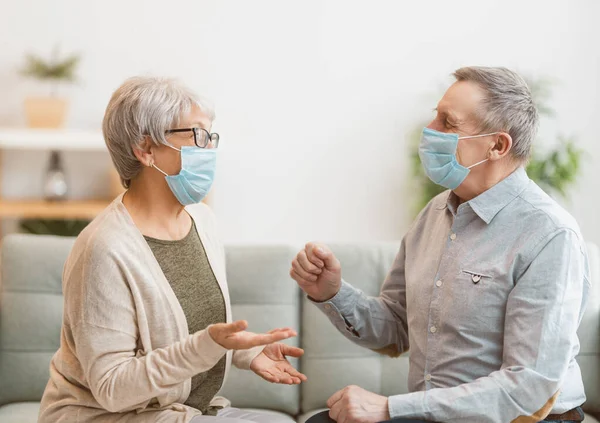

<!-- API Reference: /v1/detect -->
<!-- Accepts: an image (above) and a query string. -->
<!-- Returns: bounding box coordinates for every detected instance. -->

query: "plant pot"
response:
[24,96,68,128]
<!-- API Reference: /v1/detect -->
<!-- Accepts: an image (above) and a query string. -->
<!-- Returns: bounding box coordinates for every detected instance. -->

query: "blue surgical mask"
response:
[153,145,217,206]
[419,127,498,190]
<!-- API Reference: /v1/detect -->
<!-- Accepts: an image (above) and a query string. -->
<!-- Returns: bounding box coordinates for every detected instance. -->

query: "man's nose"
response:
[426,120,444,132]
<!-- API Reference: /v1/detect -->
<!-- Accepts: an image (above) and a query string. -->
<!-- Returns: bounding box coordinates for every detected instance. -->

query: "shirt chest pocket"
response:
[455,269,507,330]
[462,269,490,285]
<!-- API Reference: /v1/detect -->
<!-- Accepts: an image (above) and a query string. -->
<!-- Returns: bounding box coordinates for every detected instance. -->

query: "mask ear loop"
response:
[463,132,502,169]
[152,163,169,177]
[458,132,500,140]
[466,158,489,169]
[150,143,182,176]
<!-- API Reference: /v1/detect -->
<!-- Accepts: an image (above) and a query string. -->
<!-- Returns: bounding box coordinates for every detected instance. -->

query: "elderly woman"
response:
[38,76,306,423]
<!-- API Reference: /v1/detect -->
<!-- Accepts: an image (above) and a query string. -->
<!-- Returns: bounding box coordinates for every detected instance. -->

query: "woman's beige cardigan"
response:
[38,195,263,422]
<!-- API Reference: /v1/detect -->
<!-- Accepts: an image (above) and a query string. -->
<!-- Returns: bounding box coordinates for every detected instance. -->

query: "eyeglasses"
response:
[164,127,220,148]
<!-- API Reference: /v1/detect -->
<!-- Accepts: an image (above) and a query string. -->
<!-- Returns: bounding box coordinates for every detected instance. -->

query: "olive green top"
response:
[145,220,226,415]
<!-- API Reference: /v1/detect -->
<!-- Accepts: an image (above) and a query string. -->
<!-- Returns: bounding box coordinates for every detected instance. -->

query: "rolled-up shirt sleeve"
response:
[388,228,590,423]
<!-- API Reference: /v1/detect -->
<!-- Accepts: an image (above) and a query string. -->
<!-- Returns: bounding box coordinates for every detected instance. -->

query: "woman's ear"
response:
[133,136,155,167]
[488,132,513,161]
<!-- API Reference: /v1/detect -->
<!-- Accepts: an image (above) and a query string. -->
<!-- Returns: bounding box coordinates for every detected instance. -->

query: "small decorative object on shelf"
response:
[20,45,81,128]
[43,150,68,201]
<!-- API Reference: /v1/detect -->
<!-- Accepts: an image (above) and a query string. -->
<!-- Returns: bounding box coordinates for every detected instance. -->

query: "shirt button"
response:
[425,374,432,381]
[436,280,443,287]
[430,326,437,333]
[324,304,331,310]
[450,233,457,241]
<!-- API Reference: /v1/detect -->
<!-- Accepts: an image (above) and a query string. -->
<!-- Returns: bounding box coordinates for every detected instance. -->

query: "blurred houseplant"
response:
[20,219,90,237]
[410,77,583,215]
[20,46,80,128]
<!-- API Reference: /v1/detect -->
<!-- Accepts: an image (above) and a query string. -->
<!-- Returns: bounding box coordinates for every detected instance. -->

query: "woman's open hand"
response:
[250,343,307,384]
[208,320,297,350]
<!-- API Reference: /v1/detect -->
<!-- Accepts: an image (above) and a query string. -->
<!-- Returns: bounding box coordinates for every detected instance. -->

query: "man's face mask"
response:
[418,127,499,190]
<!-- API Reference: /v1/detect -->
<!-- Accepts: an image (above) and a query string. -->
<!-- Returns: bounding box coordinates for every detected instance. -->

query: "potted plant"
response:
[20,46,80,128]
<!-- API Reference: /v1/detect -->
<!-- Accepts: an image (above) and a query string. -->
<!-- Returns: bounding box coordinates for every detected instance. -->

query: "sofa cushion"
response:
[237,408,296,422]
[0,402,40,423]
[0,235,74,406]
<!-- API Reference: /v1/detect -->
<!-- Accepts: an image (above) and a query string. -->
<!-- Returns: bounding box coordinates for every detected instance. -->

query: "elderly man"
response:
[291,67,589,423]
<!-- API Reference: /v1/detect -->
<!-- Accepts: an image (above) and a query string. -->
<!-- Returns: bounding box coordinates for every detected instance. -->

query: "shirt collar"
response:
[446,167,530,224]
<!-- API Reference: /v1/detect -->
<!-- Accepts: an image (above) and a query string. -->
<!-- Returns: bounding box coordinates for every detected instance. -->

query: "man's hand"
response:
[208,320,297,350]
[250,343,308,384]
[327,385,390,423]
[290,242,342,302]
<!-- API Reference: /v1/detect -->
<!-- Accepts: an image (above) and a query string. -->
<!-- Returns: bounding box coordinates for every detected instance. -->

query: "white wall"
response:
[1,0,599,245]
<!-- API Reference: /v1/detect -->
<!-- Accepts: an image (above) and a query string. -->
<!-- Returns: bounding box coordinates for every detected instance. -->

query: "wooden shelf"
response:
[0,128,106,151]
[0,200,111,219]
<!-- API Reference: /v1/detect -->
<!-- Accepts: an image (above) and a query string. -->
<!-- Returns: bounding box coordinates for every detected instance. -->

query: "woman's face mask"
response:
[152,144,217,206]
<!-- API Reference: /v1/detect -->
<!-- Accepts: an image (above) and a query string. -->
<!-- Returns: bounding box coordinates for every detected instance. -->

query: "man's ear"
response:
[133,136,155,167]
[488,132,513,161]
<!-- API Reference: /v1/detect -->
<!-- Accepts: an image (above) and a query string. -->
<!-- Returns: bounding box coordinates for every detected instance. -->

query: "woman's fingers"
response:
[255,330,296,346]
[259,368,297,385]
[237,329,297,349]
[282,364,307,382]
[212,323,300,350]
[271,367,294,384]
[279,344,304,358]
[267,327,294,335]
[257,369,279,383]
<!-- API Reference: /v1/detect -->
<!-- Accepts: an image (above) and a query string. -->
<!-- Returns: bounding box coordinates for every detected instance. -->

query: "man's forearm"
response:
[311,280,408,355]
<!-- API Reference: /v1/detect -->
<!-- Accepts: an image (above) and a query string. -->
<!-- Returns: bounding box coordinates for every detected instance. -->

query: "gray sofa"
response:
[0,234,599,422]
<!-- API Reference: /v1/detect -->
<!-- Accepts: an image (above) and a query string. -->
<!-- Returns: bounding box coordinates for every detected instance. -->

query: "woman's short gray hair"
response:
[453,66,539,162]
[102,76,215,188]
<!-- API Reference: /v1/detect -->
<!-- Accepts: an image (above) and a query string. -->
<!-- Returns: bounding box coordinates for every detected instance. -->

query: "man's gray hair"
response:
[453,66,539,162]
[102,76,215,188]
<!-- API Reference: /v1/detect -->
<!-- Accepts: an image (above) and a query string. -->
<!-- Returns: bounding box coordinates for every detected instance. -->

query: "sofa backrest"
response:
[218,245,301,415]
[1,234,598,417]
[298,243,409,413]
[298,242,600,416]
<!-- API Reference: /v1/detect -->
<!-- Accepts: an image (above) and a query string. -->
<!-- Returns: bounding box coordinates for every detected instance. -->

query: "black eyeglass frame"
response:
[164,128,220,148]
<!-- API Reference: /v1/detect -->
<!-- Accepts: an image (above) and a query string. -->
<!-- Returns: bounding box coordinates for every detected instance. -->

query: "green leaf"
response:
[20,50,81,82]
